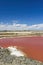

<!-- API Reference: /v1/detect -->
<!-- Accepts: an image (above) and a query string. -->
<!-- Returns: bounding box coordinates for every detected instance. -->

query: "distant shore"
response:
[0,31,43,38]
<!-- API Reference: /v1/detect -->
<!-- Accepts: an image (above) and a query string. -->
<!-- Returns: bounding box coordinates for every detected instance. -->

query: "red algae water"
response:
[0,37,43,62]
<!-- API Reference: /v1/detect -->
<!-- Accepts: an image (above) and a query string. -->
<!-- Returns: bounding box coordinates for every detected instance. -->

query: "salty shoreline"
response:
[0,47,43,65]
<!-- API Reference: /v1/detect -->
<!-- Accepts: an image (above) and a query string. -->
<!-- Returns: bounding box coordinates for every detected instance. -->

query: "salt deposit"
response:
[7,46,24,57]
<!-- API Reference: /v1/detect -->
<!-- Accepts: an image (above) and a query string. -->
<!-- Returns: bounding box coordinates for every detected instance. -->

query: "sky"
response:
[0,0,43,30]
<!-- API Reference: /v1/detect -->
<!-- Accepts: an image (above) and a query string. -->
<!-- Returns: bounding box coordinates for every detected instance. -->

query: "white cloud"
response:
[0,22,43,30]
[28,24,43,30]
[0,23,29,30]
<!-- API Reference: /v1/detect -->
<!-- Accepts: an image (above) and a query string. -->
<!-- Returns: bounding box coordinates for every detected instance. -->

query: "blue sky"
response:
[0,0,43,30]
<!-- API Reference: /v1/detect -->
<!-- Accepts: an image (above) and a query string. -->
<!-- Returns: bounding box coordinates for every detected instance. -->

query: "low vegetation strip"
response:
[0,31,43,38]
[0,47,43,65]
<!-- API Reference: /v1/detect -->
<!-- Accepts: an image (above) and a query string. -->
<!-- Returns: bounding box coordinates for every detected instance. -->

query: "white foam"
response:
[7,46,24,57]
